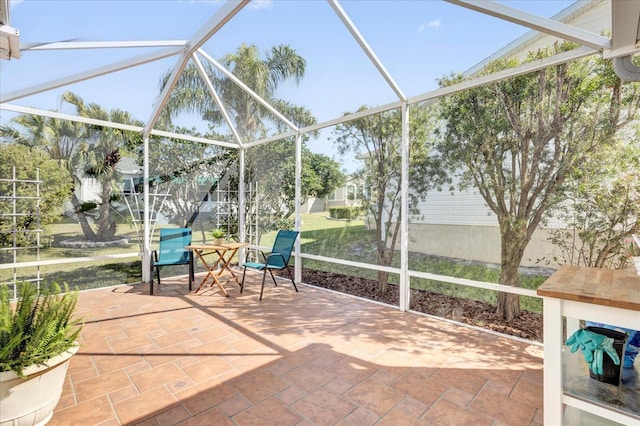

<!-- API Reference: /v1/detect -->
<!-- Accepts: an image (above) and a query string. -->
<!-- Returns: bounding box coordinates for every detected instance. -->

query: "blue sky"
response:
[1,0,575,161]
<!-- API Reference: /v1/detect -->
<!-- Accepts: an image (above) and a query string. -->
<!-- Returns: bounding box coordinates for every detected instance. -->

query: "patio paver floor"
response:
[48,271,544,425]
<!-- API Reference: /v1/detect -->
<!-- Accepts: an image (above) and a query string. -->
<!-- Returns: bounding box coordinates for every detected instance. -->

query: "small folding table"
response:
[185,242,248,296]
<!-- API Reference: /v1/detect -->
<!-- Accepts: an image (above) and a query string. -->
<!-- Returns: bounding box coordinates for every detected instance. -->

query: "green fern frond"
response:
[0,282,83,376]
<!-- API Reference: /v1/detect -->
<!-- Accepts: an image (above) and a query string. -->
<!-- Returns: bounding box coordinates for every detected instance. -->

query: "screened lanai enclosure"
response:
[1,0,640,424]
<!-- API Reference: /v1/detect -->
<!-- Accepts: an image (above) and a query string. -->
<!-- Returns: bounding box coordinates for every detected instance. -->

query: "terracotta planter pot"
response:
[0,344,79,426]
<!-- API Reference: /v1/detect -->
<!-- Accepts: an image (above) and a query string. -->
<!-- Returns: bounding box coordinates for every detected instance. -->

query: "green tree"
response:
[161,44,344,233]
[0,144,73,251]
[162,43,305,142]
[145,126,233,240]
[0,91,143,242]
[436,44,640,320]
[334,104,436,294]
[548,136,640,269]
[62,92,144,241]
[249,141,345,227]
[0,109,96,239]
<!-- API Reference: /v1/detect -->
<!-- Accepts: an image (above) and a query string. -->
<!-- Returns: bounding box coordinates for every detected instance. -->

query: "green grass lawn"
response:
[4,212,549,312]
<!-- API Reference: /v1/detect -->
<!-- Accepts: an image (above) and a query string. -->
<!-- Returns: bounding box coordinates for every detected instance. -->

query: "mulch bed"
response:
[287,268,542,342]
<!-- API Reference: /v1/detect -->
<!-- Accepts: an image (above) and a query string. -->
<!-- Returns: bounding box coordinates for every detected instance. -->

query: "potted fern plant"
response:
[0,282,83,426]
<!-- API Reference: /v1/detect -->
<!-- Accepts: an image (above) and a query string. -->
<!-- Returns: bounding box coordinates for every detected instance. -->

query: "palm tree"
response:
[159,44,313,234]
[0,91,143,242]
[63,92,144,241]
[0,108,98,240]
[161,43,307,142]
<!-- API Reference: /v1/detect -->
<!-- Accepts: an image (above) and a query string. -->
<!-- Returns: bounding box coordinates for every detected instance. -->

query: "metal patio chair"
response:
[150,227,193,294]
[241,230,299,300]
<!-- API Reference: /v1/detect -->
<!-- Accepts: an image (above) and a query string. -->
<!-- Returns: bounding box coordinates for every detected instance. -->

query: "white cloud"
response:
[417,19,441,34]
[249,0,273,10]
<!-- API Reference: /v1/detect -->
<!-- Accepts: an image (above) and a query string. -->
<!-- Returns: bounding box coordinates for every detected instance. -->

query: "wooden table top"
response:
[185,242,248,250]
[536,265,640,311]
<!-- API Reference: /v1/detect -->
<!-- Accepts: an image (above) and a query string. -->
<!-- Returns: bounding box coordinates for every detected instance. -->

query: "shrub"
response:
[0,282,83,376]
[329,207,360,220]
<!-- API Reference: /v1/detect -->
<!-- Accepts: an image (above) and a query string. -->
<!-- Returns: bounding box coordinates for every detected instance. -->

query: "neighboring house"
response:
[77,156,142,203]
[301,175,363,214]
[406,0,611,267]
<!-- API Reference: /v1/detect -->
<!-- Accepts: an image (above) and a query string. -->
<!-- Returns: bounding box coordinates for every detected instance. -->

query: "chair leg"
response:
[259,268,268,301]
[285,266,298,293]
[268,269,278,287]
[150,260,155,295]
[240,266,247,293]
[188,254,194,291]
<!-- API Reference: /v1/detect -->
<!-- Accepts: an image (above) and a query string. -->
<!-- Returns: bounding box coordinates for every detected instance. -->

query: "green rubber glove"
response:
[567,330,621,375]
[590,336,620,376]
[565,329,610,368]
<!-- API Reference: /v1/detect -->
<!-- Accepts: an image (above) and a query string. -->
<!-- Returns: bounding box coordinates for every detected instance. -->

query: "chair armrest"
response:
[264,253,286,265]
[244,249,269,263]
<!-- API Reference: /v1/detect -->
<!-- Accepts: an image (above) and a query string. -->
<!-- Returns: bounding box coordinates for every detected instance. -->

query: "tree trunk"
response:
[69,192,97,241]
[497,261,521,321]
[95,178,114,241]
[377,270,389,294]
[496,223,528,321]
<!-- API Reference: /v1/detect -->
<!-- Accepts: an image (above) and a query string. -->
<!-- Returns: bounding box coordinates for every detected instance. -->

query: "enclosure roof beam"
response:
[192,51,244,147]
[247,47,597,146]
[245,100,406,149]
[0,103,238,149]
[197,48,300,132]
[20,40,188,51]
[0,46,183,103]
[327,0,406,102]
[446,0,611,51]
[407,45,596,105]
[142,0,249,138]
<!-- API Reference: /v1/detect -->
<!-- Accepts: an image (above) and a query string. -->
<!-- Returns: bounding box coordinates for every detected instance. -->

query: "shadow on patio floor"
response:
[49,271,543,425]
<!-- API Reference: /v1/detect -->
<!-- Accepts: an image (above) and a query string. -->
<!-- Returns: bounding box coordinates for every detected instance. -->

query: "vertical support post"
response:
[141,135,151,284]
[399,102,410,312]
[294,132,302,283]
[35,168,41,289]
[238,147,246,264]
[543,297,564,424]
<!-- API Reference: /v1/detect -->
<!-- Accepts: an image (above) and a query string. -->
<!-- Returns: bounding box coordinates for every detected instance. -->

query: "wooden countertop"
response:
[536,265,640,311]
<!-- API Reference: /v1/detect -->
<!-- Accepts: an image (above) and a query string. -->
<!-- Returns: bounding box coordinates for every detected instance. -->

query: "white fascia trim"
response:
[446,0,611,51]
[408,46,597,105]
[327,0,406,102]
[464,0,602,76]
[0,46,183,103]
[197,48,300,132]
[21,40,188,51]
[192,52,243,147]
[0,103,237,149]
[603,45,640,60]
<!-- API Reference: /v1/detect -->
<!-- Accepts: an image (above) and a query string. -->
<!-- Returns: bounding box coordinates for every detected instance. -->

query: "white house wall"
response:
[413,188,497,226]
[404,1,612,269]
